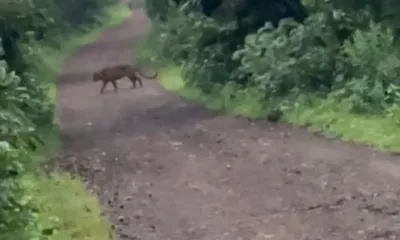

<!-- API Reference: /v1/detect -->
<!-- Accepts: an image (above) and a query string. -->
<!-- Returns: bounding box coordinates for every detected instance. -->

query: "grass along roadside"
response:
[159,67,269,118]
[22,173,112,240]
[157,65,400,153]
[23,4,132,240]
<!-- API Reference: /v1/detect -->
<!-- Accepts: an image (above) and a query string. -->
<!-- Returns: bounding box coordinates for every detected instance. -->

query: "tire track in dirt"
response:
[57,6,400,240]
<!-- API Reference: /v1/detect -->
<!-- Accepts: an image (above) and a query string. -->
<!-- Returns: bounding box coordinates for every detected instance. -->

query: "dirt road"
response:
[57,7,400,240]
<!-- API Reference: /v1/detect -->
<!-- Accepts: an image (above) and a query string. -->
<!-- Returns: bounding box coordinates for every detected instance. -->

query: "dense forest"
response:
[0,0,119,239]
[141,0,400,149]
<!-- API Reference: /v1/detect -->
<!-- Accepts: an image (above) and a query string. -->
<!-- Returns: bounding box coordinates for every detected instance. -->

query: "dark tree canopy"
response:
[195,0,307,49]
[198,0,307,25]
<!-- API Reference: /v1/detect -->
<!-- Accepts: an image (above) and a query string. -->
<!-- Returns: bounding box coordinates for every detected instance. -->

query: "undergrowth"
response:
[22,173,113,240]
[157,66,268,117]
[138,1,400,153]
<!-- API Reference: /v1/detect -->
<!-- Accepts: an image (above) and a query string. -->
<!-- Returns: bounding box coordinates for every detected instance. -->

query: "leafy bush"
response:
[0,0,118,74]
[0,1,124,239]
[0,144,40,240]
[233,13,338,99]
[140,8,238,93]
[144,0,172,20]
[145,1,400,114]
[144,9,223,63]
[336,23,400,113]
[0,53,39,240]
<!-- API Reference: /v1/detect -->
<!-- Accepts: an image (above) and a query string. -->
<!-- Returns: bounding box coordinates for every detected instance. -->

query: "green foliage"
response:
[143,9,224,63]
[285,95,400,152]
[0,59,35,146]
[337,23,400,113]
[0,0,118,74]
[158,66,269,117]
[234,14,400,114]
[0,56,40,240]
[141,0,400,150]
[0,144,40,240]
[144,0,172,20]
[145,1,400,112]
[234,13,337,98]
[0,1,126,239]
[140,7,245,94]
[22,173,113,240]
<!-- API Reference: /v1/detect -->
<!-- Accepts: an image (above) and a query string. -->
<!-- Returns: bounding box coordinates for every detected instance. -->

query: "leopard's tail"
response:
[136,69,158,79]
